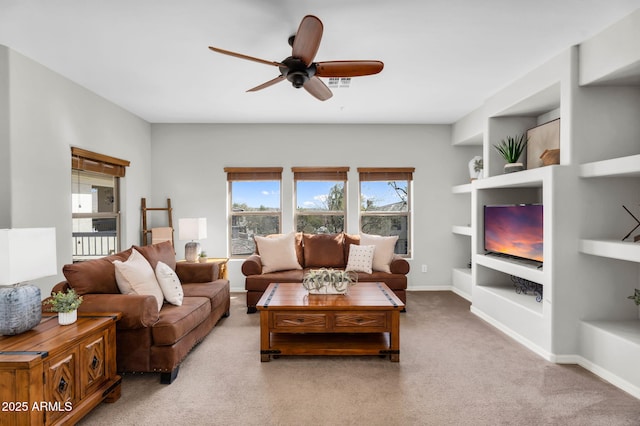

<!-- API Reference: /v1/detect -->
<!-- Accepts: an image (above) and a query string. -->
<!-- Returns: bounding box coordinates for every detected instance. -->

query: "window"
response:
[225,167,282,257]
[358,167,414,256]
[71,147,129,261]
[293,167,348,234]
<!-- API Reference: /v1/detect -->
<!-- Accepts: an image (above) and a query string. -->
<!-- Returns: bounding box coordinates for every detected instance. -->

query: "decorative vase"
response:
[504,162,524,174]
[0,284,42,335]
[307,283,350,295]
[199,256,208,263]
[58,310,78,326]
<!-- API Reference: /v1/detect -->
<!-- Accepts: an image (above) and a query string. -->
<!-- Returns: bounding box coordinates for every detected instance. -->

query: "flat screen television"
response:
[484,204,543,263]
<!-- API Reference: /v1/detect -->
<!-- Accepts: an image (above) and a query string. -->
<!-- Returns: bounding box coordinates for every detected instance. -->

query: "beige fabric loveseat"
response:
[242,232,409,313]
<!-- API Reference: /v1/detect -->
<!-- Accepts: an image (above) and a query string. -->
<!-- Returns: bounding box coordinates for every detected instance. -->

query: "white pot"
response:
[307,282,350,295]
[58,310,77,326]
[504,162,524,173]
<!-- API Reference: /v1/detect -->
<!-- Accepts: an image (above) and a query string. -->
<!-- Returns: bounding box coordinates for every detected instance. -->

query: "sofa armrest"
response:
[175,262,219,283]
[74,293,159,329]
[390,255,410,274]
[241,254,262,276]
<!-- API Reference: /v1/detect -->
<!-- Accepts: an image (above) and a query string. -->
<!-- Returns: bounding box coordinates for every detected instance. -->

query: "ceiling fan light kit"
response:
[208,15,383,101]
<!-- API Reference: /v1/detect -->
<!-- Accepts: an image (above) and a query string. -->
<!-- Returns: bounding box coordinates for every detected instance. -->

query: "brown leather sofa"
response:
[49,241,230,384]
[242,232,409,313]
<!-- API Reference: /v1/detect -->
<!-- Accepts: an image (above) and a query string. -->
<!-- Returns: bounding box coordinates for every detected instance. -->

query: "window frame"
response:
[225,167,283,258]
[293,167,349,234]
[71,147,129,261]
[358,167,414,257]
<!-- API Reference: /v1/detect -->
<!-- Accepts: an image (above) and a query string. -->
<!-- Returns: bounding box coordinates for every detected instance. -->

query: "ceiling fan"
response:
[208,15,384,101]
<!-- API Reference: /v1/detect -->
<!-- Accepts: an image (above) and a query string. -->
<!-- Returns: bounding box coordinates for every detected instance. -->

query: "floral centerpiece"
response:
[302,268,357,295]
[43,289,83,325]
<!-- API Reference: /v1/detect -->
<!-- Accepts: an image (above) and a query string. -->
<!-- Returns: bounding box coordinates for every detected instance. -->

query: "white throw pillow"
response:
[360,234,399,273]
[345,244,376,274]
[254,232,302,274]
[155,261,184,306]
[113,248,164,311]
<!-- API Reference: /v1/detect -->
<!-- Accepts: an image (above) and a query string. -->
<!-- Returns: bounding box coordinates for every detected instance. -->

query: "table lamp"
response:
[179,218,207,262]
[0,228,57,335]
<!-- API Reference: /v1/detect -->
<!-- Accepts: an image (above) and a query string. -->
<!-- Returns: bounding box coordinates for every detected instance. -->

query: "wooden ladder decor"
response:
[141,198,173,246]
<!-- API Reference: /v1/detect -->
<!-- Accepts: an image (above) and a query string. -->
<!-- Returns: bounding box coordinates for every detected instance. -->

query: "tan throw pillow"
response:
[345,244,375,274]
[254,232,303,274]
[113,248,164,311]
[360,234,398,273]
[155,261,184,306]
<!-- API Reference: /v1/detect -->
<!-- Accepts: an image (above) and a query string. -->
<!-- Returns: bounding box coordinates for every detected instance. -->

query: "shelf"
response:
[452,183,472,194]
[452,225,471,236]
[476,253,545,285]
[579,154,640,178]
[452,268,472,301]
[475,284,543,315]
[579,239,640,263]
[474,166,553,189]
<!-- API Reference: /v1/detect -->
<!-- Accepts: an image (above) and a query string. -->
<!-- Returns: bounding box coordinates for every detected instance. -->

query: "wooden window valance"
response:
[292,167,349,181]
[71,147,130,177]
[224,167,283,181]
[357,167,414,181]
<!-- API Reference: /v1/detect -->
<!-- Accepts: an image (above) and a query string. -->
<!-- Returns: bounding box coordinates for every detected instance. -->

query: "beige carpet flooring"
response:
[79,291,640,425]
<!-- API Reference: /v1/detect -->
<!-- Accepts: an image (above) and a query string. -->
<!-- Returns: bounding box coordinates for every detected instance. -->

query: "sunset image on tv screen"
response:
[484,204,543,263]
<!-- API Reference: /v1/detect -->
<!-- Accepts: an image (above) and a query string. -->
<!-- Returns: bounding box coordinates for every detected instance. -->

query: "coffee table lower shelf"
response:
[262,332,396,361]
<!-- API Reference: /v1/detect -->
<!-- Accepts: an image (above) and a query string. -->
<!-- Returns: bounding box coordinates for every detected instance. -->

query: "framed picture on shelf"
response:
[526,118,560,169]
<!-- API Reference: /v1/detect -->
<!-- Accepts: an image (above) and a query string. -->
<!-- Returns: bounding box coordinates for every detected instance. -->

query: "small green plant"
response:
[44,289,83,313]
[302,268,357,294]
[474,158,483,173]
[494,134,528,164]
[628,289,640,306]
[199,251,207,258]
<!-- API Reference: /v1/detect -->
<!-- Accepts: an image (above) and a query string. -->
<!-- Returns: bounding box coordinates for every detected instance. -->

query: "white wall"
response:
[150,123,478,292]
[2,45,151,295]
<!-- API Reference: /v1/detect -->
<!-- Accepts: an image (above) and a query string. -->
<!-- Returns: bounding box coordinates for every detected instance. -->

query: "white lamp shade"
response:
[0,228,57,285]
[178,218,207,241]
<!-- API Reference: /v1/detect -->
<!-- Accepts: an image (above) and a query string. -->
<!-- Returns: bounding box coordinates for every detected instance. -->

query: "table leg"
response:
[259,310,271,362]
[390,310,400,362]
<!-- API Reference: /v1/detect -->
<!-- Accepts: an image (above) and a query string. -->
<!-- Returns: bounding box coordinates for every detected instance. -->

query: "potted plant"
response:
[302,268,358,295]
[43,289,83,325]
[467,156,483,181]
[199,251,208,263]
[628,288,640,319]
[494,133,528,173]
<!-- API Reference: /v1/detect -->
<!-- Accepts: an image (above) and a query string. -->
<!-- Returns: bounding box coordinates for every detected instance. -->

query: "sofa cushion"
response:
[134,241,176,271]
[255,232,304,266]
[155,261,184,306]
[113,248,164,311]
[254,232,302,273]
[245,270,305,292]
[303,233,345,268]
[63,248,132,295]
[343,233,360,261]
[345,244,375,274]
[360,233,398,273]
[151,296,211,346]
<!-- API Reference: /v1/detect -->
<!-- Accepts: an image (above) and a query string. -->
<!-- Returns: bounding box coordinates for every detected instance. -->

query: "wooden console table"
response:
[0,313,121,426]
[257,282,404,362]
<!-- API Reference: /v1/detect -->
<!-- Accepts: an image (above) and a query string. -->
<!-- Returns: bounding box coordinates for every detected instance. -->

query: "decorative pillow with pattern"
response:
[345,244,376,274]
[155,261,184,306]
[360,233,399,273]
[254,232,303,274]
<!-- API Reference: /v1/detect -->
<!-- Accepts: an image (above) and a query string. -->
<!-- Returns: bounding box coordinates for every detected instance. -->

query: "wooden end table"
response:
[256,282,404,362]
[0,313,121,426]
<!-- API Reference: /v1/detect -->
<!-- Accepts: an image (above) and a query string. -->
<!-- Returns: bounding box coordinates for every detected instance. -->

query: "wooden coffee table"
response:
[256,282,404,362]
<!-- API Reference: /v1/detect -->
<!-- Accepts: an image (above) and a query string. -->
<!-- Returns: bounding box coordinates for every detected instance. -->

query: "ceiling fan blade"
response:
[208,46,284,68]
[247,76,285,92]
[315,61,384,77]
[303,76,333,101]
[292,15,323,66]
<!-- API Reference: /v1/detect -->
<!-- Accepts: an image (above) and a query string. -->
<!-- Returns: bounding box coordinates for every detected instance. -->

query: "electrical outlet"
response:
[421,264,428,273]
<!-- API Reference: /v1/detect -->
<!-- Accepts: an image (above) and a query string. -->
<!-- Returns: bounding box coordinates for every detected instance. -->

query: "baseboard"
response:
[470,306,554,362]
[573,355,640,399]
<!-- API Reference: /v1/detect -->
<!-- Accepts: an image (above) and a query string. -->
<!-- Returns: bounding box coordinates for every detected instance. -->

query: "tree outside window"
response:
[293,167,348,234]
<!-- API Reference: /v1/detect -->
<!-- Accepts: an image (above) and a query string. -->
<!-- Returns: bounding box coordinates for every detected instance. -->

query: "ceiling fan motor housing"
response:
[280,57,316,88]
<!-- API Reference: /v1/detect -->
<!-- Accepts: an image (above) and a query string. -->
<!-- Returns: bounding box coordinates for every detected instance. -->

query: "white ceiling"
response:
[1,1,639,124]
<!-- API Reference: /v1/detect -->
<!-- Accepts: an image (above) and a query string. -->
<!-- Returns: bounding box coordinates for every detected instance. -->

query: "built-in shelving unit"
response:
[450,9,640,399]
[451,183,475,300]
